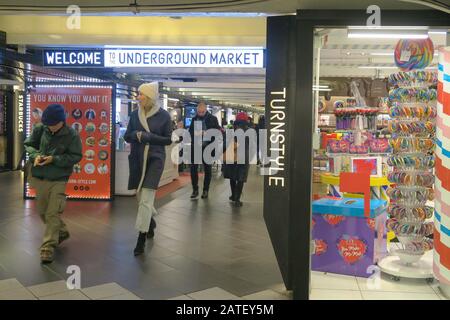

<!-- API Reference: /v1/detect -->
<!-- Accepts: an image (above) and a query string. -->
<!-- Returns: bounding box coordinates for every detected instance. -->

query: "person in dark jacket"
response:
[256,115,265,165]
[24,104,82,263]
[124,82,173,256]
[188,102,221,199]
[223,112,250,207]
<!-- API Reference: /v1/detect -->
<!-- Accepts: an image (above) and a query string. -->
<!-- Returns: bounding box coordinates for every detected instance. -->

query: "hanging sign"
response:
[43,48,264,68]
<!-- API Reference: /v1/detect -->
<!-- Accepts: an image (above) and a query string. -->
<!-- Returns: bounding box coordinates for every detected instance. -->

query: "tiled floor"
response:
[310,271,448,300]
[1,168,449,300]
[0,167,285,300]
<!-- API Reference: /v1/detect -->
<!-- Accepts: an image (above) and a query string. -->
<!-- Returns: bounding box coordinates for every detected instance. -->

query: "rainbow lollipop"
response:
[394,38,434,71]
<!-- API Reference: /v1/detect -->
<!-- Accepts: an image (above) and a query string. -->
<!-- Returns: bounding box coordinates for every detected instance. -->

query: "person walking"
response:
[124,82,173,256]
[24,104,82,263]
[256,115,265,165]
[223,112,250,207]
[188,102,220,199]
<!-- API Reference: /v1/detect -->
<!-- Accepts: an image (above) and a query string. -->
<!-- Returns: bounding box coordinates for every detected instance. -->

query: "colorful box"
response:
[311,198,387,278]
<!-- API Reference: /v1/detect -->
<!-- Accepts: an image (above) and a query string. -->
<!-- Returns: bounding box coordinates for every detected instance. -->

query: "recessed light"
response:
[348,28,428,39]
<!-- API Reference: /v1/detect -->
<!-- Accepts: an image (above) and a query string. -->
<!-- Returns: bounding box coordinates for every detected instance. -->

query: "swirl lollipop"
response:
[394,38,434,71]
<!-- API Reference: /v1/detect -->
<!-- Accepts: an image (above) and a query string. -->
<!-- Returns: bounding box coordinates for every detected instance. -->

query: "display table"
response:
[312,198,388,278]
[115,144,179,196]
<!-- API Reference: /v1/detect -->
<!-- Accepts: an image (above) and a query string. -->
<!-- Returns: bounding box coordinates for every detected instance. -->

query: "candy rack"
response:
[385,70,437,266]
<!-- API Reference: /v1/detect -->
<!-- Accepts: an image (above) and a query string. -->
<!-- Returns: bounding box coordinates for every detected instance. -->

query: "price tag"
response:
[400,50,411,62]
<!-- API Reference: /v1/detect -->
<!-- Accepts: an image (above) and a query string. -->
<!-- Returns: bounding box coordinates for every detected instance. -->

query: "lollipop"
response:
[394,38,434,71]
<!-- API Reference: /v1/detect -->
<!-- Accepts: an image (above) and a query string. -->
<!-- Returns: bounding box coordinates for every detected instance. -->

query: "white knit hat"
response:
[138,82,159,101]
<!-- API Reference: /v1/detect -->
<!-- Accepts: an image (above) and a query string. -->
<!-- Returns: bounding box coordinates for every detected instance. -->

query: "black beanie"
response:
[42,104,66,126]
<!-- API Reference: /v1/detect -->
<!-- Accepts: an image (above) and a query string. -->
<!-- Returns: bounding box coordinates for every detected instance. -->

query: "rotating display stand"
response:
[378,70,437,281]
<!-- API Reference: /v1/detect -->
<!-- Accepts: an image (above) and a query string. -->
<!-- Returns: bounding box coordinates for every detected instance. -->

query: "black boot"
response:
[190,189,199,199]
[229,180,236,201]
[147,218,156,239]
[133,232,147,256]
[201,190,209,199]
[234,182,244,207]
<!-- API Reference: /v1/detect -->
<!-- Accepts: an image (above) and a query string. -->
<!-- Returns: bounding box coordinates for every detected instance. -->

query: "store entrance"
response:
[310,25,447,299]
[265,10,449,300]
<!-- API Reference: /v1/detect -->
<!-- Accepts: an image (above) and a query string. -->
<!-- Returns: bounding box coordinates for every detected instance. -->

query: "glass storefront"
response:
[310,25,448,297]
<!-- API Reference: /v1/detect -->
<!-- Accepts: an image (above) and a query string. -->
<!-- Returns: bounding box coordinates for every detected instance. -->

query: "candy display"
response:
[327,139,350,153]
[387,187,434,202]
[327,137,391,155]
[349,144,369,154]
[387,155,435,169]
[385,65,437,260]
[386,219,434,237]
[387,171,434,187]
[387,204,434,221]
[388,120,435,136]
[394,38,434,72]
[389,88,437,103]
[369,138,391,153]
[389,104,436,119]
[334,108,379,130]
[334,100,345,109]
[389,71,438,87]
[405,238,434,253]
[389,137,435,153]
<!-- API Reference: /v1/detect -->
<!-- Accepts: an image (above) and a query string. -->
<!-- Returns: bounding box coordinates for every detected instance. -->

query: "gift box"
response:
[311,198,387,278]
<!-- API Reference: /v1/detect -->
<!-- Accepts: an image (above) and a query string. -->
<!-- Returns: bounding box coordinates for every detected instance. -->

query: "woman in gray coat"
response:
[124,82,172,256]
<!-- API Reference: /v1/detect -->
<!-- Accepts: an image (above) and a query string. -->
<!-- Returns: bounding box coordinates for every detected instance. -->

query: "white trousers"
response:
[135,188,158,233]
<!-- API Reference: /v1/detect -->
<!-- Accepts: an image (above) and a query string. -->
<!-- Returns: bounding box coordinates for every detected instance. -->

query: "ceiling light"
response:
[358,66,398,69]
[370,52,439,57]
[348,28,428,39]
[370,52,394,56]
[428,30,448,35]
[313,85,329,89]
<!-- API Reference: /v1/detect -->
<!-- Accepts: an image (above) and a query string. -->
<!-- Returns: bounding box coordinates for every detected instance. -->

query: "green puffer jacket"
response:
[24,123,82,181]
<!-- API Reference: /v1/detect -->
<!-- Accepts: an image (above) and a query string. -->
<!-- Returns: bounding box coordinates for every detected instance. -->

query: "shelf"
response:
[326,152,391,157]
[321,173,390,187]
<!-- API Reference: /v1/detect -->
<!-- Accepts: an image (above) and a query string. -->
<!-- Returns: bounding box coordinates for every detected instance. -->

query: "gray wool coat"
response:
[124,107,172,190]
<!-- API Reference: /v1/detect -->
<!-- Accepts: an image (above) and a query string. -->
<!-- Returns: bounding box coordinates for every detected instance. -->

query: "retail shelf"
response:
[326,152,391,157]
[320,173,390,187]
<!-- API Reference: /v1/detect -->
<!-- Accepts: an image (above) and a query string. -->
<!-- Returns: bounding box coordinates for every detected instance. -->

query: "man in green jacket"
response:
[24,104,82,263]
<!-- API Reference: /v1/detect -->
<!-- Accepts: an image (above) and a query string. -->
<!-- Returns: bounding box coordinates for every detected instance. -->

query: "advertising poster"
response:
[27,86,113,199]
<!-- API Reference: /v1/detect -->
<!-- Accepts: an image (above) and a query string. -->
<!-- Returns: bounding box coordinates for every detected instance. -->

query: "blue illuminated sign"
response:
[43,50,104,67]
[43,48,264,68]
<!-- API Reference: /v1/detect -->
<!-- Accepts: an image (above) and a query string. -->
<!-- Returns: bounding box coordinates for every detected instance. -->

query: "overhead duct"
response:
[0,0,274,14]
[398,0,450,14]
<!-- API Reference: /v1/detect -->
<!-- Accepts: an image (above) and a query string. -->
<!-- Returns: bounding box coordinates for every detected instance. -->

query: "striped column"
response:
[435,46,450,291]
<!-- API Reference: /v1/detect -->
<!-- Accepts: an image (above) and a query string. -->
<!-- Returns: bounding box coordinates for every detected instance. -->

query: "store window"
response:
[310,26,447,296]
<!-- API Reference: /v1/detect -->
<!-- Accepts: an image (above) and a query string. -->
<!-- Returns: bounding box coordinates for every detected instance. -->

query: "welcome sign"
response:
[44,48,264,68]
